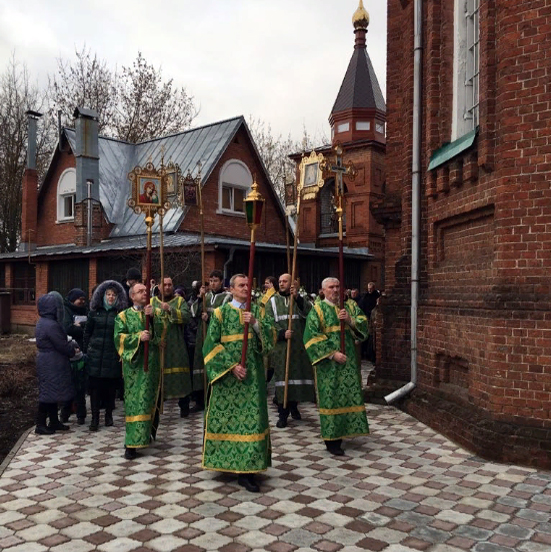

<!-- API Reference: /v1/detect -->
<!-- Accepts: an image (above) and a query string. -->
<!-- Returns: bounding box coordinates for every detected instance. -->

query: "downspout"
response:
[385,0,422,404]
[223,247,236,284]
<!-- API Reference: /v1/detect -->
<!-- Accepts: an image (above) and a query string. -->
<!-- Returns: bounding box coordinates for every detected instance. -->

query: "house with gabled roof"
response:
[0,109,371,332]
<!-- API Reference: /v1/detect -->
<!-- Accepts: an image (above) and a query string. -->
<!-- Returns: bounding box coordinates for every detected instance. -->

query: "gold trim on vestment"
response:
[325,325,341,333]
[305,335,327,349]
[205,428,270,442]
[164,366,190,374]
[204,344,224,364]
[214,307,222,323]
[319,405,366,415]
[125,414,152,422]
[314,303,325,330]
[221,333,253,343]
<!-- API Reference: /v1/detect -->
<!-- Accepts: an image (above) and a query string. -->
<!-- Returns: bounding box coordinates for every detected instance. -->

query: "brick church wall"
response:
[381,0,551,467]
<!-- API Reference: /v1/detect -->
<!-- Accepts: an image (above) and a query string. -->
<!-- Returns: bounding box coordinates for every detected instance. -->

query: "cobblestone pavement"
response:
[1,398,550,552]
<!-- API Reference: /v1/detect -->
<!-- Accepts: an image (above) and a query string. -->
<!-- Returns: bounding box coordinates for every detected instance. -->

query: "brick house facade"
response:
[376,0,551,467]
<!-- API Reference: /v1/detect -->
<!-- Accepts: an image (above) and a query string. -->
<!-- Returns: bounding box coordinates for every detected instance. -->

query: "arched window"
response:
[57,168,76,222]
[218,160,252,216]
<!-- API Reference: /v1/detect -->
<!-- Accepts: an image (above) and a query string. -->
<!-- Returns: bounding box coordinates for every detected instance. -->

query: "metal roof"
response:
[0,232,372,261]
[331,48,386,114]
[64,117,244,238]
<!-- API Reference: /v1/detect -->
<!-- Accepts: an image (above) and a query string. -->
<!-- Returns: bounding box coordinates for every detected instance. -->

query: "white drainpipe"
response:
[385,0,422,404]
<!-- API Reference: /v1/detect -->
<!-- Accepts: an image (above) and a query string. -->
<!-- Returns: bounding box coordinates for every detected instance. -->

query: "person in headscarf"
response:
[35,291,78,434]
[84,280,128,431]
[60,288,88,424]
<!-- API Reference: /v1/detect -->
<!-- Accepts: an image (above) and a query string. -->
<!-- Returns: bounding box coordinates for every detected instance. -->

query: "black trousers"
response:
[61,389,87,420]
[37,402,60,427]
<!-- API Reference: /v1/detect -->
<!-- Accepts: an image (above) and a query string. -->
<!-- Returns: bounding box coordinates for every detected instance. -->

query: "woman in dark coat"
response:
[35,291,78,435]
[84,280,127,431]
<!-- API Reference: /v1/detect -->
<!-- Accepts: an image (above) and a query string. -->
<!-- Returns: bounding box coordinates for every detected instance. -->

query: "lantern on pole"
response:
[240,179,265,368]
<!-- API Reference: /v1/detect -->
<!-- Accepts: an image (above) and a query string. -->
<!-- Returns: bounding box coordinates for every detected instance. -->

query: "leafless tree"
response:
[0,55,53,252]
[49,45,117,134]
[114,52,198,143]
[247,116,328,202]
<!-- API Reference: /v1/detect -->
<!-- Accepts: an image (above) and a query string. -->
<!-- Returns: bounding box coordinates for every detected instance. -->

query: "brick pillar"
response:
[21,169,38,251]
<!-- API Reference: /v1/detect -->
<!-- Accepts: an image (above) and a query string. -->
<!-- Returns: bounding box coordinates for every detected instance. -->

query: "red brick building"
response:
[291,0,386,288]
[0,109,370,332]
[377,0,551,466]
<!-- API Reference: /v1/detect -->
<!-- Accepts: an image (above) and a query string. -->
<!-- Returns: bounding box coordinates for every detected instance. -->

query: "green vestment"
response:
[265,293,315,404]
[303,299,369,441]
[151,295,192,400]
[114,307,165,449]
[202,302,276,473]
[191,290,231,392]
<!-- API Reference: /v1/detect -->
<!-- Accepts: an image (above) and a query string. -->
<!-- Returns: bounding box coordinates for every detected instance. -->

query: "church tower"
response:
[329,0,386,145]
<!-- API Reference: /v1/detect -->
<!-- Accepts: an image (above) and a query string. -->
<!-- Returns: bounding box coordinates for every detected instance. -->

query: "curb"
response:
[0,426,33,477]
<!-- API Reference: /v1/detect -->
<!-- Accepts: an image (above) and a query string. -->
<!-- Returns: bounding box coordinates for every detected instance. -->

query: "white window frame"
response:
[217,159,252,217]
[452,0,480,140]
[56,168,76,222]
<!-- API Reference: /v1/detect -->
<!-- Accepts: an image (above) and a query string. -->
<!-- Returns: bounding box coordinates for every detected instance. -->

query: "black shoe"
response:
[60,412,70,423]
[105,412,113,427]
[238,474,260,493]
[276,417,287,429]
[77,417,85,425]
[272,395,278,405]
[180,405,190,418]
[89,416,99,432]
[330,447,345,456]
[290,408,301,420]
[35,425,55,435]
[124,447,138,460]
[326,440,345,456]
[48,421,70,431]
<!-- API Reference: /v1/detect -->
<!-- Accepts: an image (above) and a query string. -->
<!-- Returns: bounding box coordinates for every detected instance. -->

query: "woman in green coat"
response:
[83,280,127,431]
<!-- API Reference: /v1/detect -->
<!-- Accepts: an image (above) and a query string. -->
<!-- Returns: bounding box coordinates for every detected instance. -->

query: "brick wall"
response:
[182,127,287,245]
[37,150,77,246]
[380,0,551,466]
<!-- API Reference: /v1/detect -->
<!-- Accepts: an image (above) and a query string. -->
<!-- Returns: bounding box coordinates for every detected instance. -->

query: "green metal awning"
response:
[428,129,478,171]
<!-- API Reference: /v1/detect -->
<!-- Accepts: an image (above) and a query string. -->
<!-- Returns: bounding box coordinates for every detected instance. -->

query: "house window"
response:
[12,262,35,305]
[356,121,371,131]
[452,0,480,140]
[218,160,252,216]
[57,168,76,222]
[375,122,385,135]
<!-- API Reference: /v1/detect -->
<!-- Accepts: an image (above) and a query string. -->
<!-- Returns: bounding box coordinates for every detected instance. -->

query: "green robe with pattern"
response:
[303,299,369,441]
[202,302,276,473]
[265,292,315,404]
[191,290,232,392]
[114,307,165,449]
[151,295,192,400]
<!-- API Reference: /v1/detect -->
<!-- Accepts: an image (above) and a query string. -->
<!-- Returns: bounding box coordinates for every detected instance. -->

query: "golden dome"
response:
[352,0,369,29]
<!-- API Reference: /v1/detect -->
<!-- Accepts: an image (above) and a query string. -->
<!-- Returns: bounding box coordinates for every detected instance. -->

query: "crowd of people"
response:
[34,266,382,493]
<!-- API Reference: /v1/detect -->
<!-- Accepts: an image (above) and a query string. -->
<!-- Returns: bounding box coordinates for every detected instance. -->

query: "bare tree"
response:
[49,45,117,134]
[114,52,197,143]
[0,55,53,252]
[247,116,328,201]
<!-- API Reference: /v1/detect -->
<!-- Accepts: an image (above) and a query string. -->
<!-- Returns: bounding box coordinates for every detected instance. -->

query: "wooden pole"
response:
[159,214,165,411]
[283,203,300,409]
[198,180,208,401]
[285,215,291,274]
[144,215,154,372]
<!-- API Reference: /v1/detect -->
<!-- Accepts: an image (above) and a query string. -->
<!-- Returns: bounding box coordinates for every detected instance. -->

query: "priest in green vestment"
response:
[265,273,315,428]
[190,269,231,411]
[202,273,275,493]
[114,283,165,460]
[303,277,369,456]
[151,276,192,417]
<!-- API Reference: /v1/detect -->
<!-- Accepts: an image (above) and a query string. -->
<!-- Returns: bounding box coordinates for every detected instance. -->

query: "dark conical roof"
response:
[331,48,386,115]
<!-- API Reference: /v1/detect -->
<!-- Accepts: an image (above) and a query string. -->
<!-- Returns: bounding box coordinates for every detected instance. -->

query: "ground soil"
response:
[0,335,38,466]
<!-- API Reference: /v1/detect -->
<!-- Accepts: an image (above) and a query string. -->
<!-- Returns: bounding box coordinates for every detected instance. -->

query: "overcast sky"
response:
[0,0,386,141]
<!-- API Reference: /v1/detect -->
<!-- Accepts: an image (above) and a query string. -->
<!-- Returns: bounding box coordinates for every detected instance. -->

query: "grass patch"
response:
[0,335,36,398]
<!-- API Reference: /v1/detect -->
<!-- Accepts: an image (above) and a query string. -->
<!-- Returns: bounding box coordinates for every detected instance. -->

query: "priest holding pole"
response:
[201,181,275,493]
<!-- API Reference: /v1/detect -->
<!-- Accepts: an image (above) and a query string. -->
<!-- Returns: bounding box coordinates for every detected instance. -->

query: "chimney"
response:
[19,110,42,252]
[73,107,100,204]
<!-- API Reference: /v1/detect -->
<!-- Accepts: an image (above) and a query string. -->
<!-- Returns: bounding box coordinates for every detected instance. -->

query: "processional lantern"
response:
[240,178,265,369]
